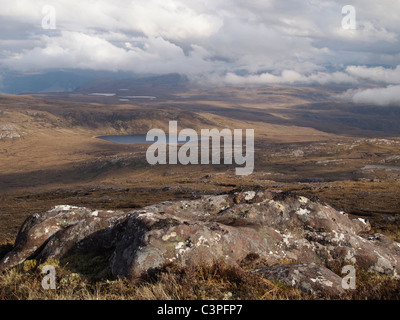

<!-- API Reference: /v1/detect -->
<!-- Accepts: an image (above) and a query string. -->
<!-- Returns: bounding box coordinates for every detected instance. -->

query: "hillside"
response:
[0,88,399,300]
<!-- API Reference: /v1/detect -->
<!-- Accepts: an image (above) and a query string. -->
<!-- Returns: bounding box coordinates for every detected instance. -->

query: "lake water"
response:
[120,96,157,100]
[89,93,116,97]
[97,134,206,145]
[88,93,156,100]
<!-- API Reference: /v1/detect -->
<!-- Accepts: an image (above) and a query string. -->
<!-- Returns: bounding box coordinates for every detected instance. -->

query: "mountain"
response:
[0,70,146,94]
[0,71,96,94]
[0,71,190,98]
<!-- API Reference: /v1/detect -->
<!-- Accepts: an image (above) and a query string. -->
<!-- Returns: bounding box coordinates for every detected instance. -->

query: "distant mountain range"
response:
[76,73,189,95]
[0,70,189,95]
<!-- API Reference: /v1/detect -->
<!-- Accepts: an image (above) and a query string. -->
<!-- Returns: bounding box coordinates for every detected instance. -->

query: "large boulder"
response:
[1,190,400,294]
[0,205,123,271]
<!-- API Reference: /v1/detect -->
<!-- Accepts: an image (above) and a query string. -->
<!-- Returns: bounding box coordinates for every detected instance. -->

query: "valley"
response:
[1,85,400,300]
[1,86,400,244]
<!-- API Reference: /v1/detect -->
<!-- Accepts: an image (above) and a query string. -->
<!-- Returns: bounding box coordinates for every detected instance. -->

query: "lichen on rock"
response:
[1,189,400,297]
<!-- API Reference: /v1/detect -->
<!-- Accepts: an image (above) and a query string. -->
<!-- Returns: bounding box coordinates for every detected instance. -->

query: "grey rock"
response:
[1,190,400,297]
[254,263,345,299]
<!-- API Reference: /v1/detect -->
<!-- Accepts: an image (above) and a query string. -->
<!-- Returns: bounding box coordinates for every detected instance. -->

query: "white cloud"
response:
[123,0,223,40]
[4,31,214,74]
[223,70,357,85]
[353,86,400,106]
[224,70,303,85]
[0,0,223,40]
[340,85,400,106]
[0,0,399,84]
[346,65,400,84]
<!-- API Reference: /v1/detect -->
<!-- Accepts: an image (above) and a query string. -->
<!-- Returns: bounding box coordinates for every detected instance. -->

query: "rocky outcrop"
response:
[0,205,123,271]
[254,263,346,299]
[1,190,400,297]
[0,124,22,139]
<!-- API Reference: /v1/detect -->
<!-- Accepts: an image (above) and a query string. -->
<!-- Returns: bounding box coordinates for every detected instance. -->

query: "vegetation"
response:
[1,91,400,300]
[1,250,399,300]
[0,258,307,300]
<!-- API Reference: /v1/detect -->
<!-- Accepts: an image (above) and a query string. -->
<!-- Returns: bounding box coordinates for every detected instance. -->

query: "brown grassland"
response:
[1,86,400,299]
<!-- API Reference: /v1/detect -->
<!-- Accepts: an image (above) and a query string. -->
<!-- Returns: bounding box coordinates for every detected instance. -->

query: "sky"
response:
[0,0,399,104]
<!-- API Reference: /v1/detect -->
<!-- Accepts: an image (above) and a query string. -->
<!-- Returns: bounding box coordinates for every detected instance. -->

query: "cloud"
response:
[0,0,399,86]
[222,70,357,85]
[0,0,223,40]
[340,85,400,106]
[3,31,215,74]
[346,65,400,84]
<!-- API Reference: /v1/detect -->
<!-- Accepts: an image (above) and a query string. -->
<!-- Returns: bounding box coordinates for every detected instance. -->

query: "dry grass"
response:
[1,254,400,300]
[346,268,400,300]
[327,262,400,300]
[0,258,307,300]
